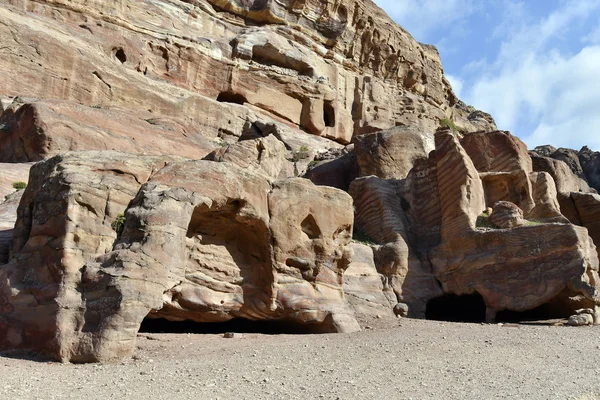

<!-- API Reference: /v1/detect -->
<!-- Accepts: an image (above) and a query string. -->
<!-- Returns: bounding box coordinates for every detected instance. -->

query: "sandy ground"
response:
[1,319,600,400]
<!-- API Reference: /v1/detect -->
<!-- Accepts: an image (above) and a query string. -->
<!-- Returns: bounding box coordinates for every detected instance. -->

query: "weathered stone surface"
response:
[0,191,24,265]
[354,126,434,180]
[0,153,360,361]
[571,192,600,248]
[551,148,585,178]
[349,176,442,317]
[461,131,532,174]
[342,243,395,319]
[0,100,216,162]
[489,201,525,229]
[479,170,535,217]
[304,148,358,191]
[531,153,591,194]
[434,129,486,241]
[579,146,600,192]
[204,135,288,181]
[568,313,594,327]
[429,131,600,321]
[0,0,490,149]
[527,172,567,222]
[0,151,180,360]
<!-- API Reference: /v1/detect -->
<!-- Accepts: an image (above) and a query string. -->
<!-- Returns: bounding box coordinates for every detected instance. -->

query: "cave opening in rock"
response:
[425,292,487,323]
[323,101,336,128]
[496,302,572,323]
[139,318,318,335]
[114,48,127,64]
[216,91,248,105]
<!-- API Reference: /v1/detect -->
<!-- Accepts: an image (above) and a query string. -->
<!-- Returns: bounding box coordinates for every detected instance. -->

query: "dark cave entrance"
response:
[425,293,487,323]
[323,101,336,127]
[139,318,319,335]
[114,48,127,64]
[216,91,248,105]
[495,297,579,324]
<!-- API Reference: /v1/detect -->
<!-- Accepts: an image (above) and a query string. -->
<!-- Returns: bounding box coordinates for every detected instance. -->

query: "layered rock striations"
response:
[0,0,599,363]
[0,0,493,150]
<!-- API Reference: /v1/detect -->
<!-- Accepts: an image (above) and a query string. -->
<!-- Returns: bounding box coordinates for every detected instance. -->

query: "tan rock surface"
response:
[0,151,180,360]
[342,243,396,319]
[429,131,600,321]
[0,153,359,361]
[531,153,591,194]
[571,192,600,248]
[0,0,490,149]
[0,100,216,162]
[354,126,434,179]
[488,201,525,229]
[349,176,442,317]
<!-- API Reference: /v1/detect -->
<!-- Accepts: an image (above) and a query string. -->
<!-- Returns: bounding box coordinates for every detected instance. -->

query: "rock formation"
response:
[0,0,598,363]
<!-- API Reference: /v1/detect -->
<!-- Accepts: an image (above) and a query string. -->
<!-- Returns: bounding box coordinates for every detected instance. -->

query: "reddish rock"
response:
[0,100,216,162]
[354,126,434,179]
[461,131,532,173]
[489,201,525,229]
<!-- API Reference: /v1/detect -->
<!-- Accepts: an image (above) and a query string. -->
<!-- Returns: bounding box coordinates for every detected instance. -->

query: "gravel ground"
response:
[1,319,600,400]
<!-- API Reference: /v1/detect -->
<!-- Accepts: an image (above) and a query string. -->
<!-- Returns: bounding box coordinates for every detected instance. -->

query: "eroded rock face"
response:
[489,201,525,229]
[530,153,592,194]
[0,100,217,162]
[348,128,600,324]
[0,152,178,359]
[354,126,434,180]
[579,146,600,192]
[0,0,492,150]
[429,131,600,321]
[0,152,359,362]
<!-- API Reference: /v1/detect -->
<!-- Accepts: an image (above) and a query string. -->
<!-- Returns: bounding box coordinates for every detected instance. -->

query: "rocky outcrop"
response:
[354,126,434,180]
[349,176,443,317]
[429,130,600,322]
[347,128,600,324]
[342,243,396,319]
[204,135,289,181]
[0,191,24,265]
[530,145,600,194]
[0,100,216,162]
[488,201,525,229]
[1,0,598,364]
[579,146,600,192]
[0,0,492,152]
[571,192,600,249]
[0,152,360,362]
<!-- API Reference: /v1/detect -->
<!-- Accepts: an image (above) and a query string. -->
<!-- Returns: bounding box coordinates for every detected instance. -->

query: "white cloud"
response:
[583,22,600,44]
[468,46,600,150]
[372,0,477,41]
[464,0,600,150]
[375,0,600,150]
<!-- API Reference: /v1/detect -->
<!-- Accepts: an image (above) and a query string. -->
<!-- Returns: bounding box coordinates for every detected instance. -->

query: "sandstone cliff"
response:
[0,0,599,363]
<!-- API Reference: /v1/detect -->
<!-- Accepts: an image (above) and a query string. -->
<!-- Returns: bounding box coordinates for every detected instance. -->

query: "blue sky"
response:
[373,0,600,150]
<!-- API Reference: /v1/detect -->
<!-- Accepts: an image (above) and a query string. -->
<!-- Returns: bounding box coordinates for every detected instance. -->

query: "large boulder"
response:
[342,243,396,319]
[349,176,443,317]
[530,153,591,194]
